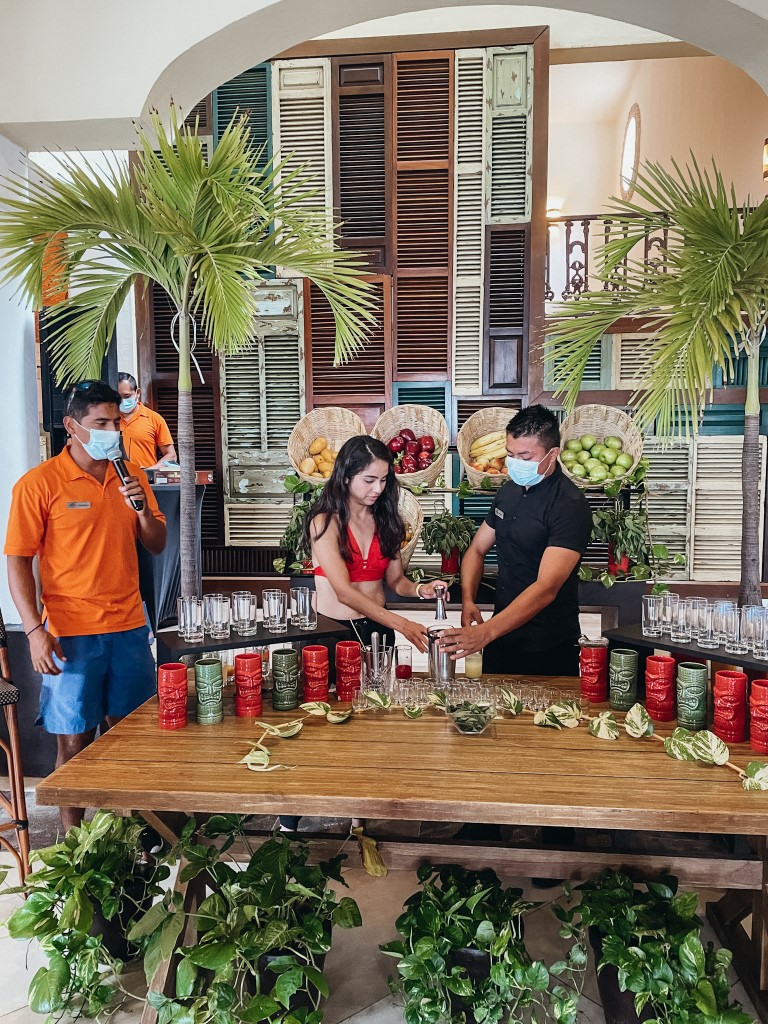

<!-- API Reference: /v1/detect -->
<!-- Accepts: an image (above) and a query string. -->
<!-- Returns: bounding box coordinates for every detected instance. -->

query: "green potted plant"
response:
[0,107,374,600]
[546,158,768,607]
[2,811,170,1021]
[381,863,587,1024]
[565,869,753,1024]
[273,479,324,576]
[420,511,476,574]
[591,504,650,576]
[129,817,362,1024]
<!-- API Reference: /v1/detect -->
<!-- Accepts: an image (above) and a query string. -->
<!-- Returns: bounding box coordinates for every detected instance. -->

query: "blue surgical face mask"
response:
[72,422,121,461]
[120,396,138,414]
[506,449,556,488]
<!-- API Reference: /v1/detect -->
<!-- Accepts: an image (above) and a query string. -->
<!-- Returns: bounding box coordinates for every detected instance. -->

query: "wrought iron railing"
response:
[545,213,669,302]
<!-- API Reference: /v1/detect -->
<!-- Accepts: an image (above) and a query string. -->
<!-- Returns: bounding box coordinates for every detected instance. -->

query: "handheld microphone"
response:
[109,454,145,512]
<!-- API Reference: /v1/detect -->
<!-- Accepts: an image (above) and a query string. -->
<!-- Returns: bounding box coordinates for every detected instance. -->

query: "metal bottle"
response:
[427,583,455,684]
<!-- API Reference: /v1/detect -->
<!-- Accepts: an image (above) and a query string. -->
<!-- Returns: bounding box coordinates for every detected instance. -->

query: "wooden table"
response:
[35,676,768,1021]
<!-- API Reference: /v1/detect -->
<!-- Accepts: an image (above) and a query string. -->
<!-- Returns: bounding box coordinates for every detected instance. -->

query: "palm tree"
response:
[0,106,375,598]
[545,158,768,606]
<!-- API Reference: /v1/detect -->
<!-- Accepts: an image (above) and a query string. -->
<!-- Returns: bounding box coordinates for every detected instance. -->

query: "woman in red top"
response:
[306,436,445,652]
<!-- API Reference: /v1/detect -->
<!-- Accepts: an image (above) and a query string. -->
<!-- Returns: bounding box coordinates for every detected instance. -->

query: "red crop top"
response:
[314,528,391,582]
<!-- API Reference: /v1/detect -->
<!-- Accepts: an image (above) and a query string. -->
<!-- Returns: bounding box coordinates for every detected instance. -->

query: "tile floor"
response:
[0,825,760,1024]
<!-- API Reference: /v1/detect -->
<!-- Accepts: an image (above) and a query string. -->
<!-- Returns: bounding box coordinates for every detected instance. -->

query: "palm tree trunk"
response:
[739,331,763,607]
[177,302,199,598]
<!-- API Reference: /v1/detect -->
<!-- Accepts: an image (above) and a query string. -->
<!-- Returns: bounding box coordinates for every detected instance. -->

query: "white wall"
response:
[0,135,39,626]
[614,55,768,201]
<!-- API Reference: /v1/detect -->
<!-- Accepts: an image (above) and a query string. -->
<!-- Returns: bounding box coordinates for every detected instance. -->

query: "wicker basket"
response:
[287,407,367,484]
[398,487,424,570]
[558,404,644,489]
[456,407,513,489]
[372,405,450,488]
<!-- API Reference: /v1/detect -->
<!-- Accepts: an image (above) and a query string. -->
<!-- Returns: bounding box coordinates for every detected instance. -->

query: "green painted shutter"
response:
[393,381,451,435]
[213,63,271,168]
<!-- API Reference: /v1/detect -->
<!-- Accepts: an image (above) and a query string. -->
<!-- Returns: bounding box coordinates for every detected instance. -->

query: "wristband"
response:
[415,582,425,599]
[26,623,43,638]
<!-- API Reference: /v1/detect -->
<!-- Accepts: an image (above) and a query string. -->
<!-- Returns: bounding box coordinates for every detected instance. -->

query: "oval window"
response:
[620,104,641,200]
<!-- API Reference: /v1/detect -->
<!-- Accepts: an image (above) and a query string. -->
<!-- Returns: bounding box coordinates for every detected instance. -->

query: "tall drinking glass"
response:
[697,602,719,649]
[290,587,309,622]
[670,601,692,643]
[178,597,204,643]
[685,597,707,639]
[753,608,768,661]
[724,605,748,656]
[661,592,679,636]
[641,595,662,638]
[714,600,736,644]
[208,594,231,640]
[297,589,318,631]
[232,592,258,636]
[264,590,288,634]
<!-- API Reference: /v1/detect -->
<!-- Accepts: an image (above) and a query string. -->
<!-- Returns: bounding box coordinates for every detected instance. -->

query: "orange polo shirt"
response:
[119,404,174,468]
[4,448,166,638]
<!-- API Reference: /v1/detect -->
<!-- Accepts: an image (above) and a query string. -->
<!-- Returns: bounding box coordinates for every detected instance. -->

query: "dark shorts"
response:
[38,626,156,735]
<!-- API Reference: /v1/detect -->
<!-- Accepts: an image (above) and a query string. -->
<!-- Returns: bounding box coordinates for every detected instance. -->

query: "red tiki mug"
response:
[158,663,188,730]
[335,640,362,700]
[645,655,676,722]
[235,652,263,718]
[579,638,608,703]
[713,670,747,744]
[302,646,330,701]
[750,679,768,754]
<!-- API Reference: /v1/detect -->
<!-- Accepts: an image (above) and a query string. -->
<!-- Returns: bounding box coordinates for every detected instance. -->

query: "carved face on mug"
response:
[236,671,262,696]
[678,680,706,712]
[609,664,635,694]
[647,674,674,702]
[196,677,222,708]
[714,690,742,724]
[751,703,768,736]
[159,680,187,718]
[273,667,299,692]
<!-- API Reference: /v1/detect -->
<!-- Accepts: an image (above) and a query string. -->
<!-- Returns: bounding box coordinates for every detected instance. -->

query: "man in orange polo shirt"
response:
[117,372,177,469]
[4,379,167,828]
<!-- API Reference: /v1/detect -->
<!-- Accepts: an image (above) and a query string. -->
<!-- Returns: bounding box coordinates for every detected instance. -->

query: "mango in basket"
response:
[299,457,318,475]
[309,437,328,455]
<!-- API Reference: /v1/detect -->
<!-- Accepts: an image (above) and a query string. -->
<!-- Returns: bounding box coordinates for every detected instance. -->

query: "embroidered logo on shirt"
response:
[494,508,504,520]
[66,502,92,509]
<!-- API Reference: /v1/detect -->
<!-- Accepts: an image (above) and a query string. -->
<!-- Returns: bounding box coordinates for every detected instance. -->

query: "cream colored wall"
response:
[616,56,768,200]
[548,120,616,216]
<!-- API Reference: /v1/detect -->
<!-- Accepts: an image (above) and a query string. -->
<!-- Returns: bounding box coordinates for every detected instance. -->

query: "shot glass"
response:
[464,651,483,679]
[297,588,318,631]
[232,591,258,636]
[641,594,662,638]
[395,645,413,680]
[207,594,231,640]
[660,592,680,636]
[264,590,288,634]
[178,596,204,643]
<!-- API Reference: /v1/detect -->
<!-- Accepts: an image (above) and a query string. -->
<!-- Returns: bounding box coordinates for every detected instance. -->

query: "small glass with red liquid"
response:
[395,645,413,680]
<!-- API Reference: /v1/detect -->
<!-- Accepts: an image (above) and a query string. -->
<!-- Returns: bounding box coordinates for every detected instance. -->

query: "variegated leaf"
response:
[624,703,654,739]
[239,748,270,768]
[690,730,730,766]
[246,763,296,772]
[534,709,563,730]
[327,709,354,724]
[403,707,423,719]
[300,702,331,716]
[427,691,447,710]
[588,712,619,740]
[742,761,768,791]
[498,688,524,716]
[663,727,697,761]
[547,701,581,729]
[279,721,304,738]
[364,691,392,709]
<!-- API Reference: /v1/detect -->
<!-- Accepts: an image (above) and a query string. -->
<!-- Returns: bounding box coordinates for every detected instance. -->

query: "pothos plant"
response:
[380,863,587,1024]
[568,869,753,1024]
[420,511,476,559]
[128,820,362,1024]
[273,478,324,575]
[2,811,170,1022]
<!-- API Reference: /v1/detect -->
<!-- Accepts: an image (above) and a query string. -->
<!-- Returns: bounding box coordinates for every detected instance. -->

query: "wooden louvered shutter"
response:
[483,226,528,393]
[272,58,332,277]
[213,63,271,168]
[147,284,224,544]
[393,52,453,381]
[690,435,767,582]
[485,47,533,224]
[453,49,485,395]
[544,335,611,390]
[453,396,522,443]
[304,275,391,429]
[333,56,391,273]
[613,334,654,389]
[644,440,691,573]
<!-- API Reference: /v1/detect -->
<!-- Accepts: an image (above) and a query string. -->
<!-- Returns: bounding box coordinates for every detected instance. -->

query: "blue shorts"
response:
[38,626,156,735]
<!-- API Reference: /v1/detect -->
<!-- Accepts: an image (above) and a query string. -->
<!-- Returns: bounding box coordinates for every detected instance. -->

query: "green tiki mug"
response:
[676,662,708,730]
[195,657,223,725]
[272,649,299,711]
[609,648,638,711]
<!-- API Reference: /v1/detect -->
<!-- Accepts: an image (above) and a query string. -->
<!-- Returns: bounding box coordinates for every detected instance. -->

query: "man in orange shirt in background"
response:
[117,372,177,469]
[4,379,167,828]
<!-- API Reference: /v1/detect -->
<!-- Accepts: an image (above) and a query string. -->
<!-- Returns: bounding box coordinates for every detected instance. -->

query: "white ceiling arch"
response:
[1,0,768,149]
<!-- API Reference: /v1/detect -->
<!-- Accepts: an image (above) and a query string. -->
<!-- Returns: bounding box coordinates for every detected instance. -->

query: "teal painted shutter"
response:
[213,63,271,168]
[393,382,451,434]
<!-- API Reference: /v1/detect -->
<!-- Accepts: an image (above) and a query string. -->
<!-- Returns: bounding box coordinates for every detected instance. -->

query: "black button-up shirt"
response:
[484,465,593,651]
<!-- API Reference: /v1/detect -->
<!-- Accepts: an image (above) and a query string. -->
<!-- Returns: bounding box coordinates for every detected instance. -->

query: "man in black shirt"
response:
[441,405,593,676]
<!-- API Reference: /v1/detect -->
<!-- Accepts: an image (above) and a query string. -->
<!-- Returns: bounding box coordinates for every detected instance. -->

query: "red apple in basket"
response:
[418,435,435,453]
[393,463,404,475]
[399,428,416,442]
[401,455,419,473]
[418,451,432,467]
[405,440,420,457]
[388,436,406,454]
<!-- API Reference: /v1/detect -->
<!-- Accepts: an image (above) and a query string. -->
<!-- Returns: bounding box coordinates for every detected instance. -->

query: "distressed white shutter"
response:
[485,47,533,225]
[225,500,295,546]
[689,435,767,581]
[613,334,654,389]
[271,58,333,276]
[644,440,691,576]
[452,50,485,394]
